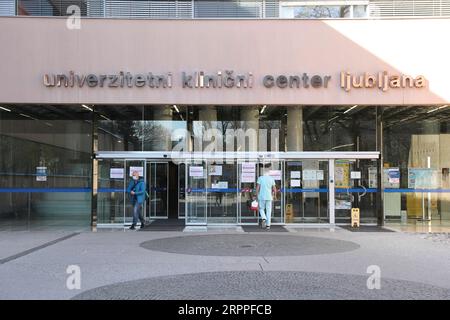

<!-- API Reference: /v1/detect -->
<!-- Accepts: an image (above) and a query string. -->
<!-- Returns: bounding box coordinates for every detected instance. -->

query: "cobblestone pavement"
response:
[140,234,360,256]
[416,233,450,244]
[72,271,450,300]
[1,228,450,299]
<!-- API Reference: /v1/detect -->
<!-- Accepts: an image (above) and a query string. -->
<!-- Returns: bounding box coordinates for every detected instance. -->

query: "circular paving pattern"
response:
[139,234,360,256]
[72,271,450,300]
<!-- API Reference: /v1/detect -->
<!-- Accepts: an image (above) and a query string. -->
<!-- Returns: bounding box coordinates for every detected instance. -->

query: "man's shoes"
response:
[266,226,270,231]
[129,225,135,230]
[140,222,146,229]
[261,219,266,229]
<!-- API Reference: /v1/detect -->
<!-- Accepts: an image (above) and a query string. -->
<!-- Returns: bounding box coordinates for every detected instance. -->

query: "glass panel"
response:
[335,159,378,224]
[0,105,91,230]
[303,106,377,152]
[257,159,284,224]
[353,5,367,18]
[382,106,450,223]
[148,162,168,218]
[97,105,143,151]
[124,160,146,225]
[98,159,125,224]
[281,5,351,19]
[238,159,258,224]
[284,160,329,223]
[186,161,207,225]
[178,163,186,218]
[143,105,187,151]
[206,161,238,223]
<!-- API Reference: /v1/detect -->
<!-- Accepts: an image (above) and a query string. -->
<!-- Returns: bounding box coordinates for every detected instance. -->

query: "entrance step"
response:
[241,225,288,232]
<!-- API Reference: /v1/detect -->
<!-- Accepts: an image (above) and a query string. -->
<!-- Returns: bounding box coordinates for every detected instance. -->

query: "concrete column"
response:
[286,106,303,151]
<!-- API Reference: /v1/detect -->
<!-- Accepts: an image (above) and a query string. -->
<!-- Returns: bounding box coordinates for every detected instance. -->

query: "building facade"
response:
[1,0,450,229]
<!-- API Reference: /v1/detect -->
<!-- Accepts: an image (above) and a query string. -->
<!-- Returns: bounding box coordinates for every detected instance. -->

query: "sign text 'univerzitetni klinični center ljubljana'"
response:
[43,70,427,92]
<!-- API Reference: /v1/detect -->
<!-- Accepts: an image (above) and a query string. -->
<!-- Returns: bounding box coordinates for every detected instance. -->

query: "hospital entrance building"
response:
[1,0,450,230]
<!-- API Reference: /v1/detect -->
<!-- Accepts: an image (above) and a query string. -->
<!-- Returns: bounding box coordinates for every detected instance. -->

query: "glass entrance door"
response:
[147,162,168,219]
[186,161,207,225]
[284,160,329,223]
[257,159,284,224]
[206,161,238,224]
[334,159,378,224]
[124,160,146,225]
[238,159,258,224]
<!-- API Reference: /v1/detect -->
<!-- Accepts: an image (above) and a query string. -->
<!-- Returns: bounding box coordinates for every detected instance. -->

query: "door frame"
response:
[95,151,380,226]
[123,159,146,226]
[147,161,169,219]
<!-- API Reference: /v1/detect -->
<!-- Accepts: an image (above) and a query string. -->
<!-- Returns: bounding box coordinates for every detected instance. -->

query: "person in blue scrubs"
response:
[256,164,277,230]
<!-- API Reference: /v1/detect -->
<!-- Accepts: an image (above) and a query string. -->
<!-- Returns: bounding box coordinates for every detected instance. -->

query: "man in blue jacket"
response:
[127,170,146,230]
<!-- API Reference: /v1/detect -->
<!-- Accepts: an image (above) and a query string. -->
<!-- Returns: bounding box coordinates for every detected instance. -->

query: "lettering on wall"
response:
[43,70,427,92]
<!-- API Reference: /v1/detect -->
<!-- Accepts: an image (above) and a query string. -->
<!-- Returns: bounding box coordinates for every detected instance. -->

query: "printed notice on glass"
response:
[208,165,222,176]
[290,179,301,187]
[290,171,301,179]
[241,162,256,183]
[36,167,47,182]
[110,168,124,179]
[217,181,228,189]
[129,166,144,177]
[189,166,204,178]
[303,170,317,181]
[350,171,361,179]
[316,170,324,181]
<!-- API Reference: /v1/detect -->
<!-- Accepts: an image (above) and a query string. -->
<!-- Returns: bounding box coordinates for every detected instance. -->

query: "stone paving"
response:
[0,227,450,300]
[73,271,450,300]
[140,234,360,256]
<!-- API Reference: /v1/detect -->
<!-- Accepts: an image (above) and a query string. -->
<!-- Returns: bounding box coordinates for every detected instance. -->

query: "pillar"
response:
[286,106,303,151]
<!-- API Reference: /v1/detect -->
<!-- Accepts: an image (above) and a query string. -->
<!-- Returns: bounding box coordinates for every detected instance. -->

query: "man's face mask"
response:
[133,175,139,180]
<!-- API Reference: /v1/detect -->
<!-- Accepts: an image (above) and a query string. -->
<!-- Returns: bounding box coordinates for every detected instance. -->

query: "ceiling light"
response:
[0,106,11,112]
[82,104,93,112]
[343,105,358,114]
[19,113,38,120]
[173,105,180,113]
[260,105,267,114]
[427,105,448,113]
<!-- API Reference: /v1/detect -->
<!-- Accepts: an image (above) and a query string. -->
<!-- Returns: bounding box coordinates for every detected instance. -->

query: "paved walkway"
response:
[0,226,449,299]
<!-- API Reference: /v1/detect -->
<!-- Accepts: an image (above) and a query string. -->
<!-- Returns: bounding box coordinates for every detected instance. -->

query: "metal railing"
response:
[2,0,450,18]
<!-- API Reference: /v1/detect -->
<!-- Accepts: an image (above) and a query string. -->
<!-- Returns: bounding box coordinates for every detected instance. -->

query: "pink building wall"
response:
[0,16,449,105]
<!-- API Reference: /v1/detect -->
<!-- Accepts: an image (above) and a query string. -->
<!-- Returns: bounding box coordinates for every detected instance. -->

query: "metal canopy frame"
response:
[96,151,380,160]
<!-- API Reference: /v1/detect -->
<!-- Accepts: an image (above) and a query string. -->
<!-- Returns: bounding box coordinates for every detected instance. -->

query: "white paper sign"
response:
[241,163,256,183]
[189,166,204,177]
[129,166,144,177]
[316,170,324,180]
[290,171,301,179]
[110,168,124,179]
[290,179,301,187]
[209,165,222,176]
[241,172,255,183]
[303,170,317,181]
[351,171,361,179]
[217,181,228,189]
[36,166,47,182]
